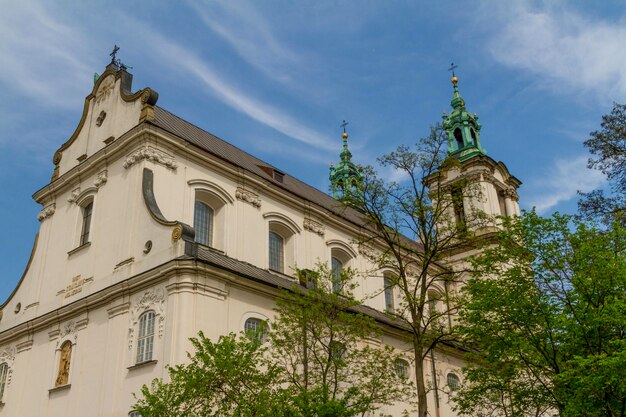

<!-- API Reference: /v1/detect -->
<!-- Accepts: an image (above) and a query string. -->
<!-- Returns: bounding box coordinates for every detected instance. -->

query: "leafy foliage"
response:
[579,102,626,222]
[455,211,626,417]
[134,265,412,417]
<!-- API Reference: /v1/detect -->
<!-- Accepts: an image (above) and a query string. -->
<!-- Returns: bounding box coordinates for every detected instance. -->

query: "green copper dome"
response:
[330,130,363,201]
[442,76,486,162]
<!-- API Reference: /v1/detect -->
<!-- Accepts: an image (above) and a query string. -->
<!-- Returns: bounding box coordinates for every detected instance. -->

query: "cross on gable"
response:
[448,62,458,76]
[110,45,120,64]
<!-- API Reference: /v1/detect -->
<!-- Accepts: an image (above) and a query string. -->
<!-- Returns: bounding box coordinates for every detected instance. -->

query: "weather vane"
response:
[340,119,349,134]
[448,62,458,77]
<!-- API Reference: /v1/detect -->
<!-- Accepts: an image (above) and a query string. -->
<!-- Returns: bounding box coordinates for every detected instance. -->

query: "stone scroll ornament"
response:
[127,287,166,352]
[235,187,261,208]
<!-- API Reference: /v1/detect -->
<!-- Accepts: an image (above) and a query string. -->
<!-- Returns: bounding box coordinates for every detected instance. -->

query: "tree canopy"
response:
[133,265,413,417]
[455,211,626,417]
[580,102,626,222]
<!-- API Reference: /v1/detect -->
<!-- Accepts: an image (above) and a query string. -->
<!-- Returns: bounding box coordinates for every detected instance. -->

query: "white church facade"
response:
[0,60,520,417]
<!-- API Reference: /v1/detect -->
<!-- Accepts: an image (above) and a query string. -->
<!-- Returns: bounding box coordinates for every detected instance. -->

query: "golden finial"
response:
[449,62,459,85]
[341,120,349,139]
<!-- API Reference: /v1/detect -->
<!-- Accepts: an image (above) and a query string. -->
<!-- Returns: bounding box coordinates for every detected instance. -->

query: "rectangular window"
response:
[331,257,343,293]
[80,202,93,245]
[0,362,7,401]
[194,200,214,246]
[268,231,284,273]
[451,187,465,228]
[384,277,394,312]
[136,311,156,363]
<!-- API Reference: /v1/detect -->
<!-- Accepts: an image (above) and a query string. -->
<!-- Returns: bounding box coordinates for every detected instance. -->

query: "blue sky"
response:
[1,0,625,302]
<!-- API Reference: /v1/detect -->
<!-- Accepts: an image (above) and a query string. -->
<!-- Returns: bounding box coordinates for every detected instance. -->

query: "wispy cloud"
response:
[187,1,300,84]
[139,28,334,150]
[526,155,605,213]
[0,1,94,108]
[484,3,626,101]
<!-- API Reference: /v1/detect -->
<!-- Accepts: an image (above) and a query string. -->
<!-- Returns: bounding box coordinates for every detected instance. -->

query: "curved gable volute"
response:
[51,64,158,180]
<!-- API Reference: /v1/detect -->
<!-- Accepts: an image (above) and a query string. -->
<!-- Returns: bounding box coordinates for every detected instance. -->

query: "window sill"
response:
[127,359,157,371]
[67,242,91,257]
[49,384,71,394]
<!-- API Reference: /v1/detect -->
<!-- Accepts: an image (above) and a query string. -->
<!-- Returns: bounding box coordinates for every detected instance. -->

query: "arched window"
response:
[0,362,8,401]
[383,273,396,312]
[136,311,156,363]
[447,372,460,391]
[244,317,268,342]
[329,245,354,293]
[268,231,285,272]
[451,186,465,227]
[329,341,346,361]
[331,256,343,293]
[55,341,72,387]
[454,128,463,150]
[470,128,477,146]
[129,411,142,417]
[194,200,214,246]
[265,215,299,275]
[394,358,409,379]
[80,201,93,245]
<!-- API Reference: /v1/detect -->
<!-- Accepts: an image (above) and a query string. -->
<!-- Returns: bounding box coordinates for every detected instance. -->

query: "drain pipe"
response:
[430,349,441,417]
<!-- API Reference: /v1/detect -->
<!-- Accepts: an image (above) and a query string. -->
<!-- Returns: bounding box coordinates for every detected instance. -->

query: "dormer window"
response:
[273,170,284,183]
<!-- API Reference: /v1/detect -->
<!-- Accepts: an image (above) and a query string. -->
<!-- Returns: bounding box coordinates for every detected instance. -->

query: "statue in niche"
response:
[55,341,72,387]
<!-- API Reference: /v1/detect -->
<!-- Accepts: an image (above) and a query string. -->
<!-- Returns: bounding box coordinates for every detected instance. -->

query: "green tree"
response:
[133,265,412,417]
[272,264,413,417]
[455,211,626,417]
[133,332,286,417]
[579,102,626,222]
[344,124,486,417]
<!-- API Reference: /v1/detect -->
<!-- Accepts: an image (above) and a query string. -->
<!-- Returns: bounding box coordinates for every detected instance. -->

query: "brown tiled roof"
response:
[186,245,410,332]
[150,106,366,226]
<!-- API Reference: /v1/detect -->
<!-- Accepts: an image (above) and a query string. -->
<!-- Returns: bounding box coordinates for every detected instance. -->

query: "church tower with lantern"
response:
[329,122,363,202]
[433,71,522,234]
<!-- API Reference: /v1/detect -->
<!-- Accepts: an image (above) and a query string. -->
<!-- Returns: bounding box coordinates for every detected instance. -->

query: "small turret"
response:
[329,121,363,201]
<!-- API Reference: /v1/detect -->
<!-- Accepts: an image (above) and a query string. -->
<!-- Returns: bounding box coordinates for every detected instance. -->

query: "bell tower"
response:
[432,73,522,233]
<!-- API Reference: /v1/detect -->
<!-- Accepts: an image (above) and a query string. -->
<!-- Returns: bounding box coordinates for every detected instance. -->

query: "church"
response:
[0,55,520,416]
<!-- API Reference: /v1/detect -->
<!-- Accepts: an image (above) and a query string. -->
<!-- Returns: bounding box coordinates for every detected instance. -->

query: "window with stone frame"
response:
[330,247,352,293]
[383,273,396,312]
[136,310,156,363]
[193,200,214,246]
[79,201,93,246]
[0,362,8,402]
[447,372,460,391]
[268,231,285,273]
[394,358,409,379]
[244,317,268,342]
